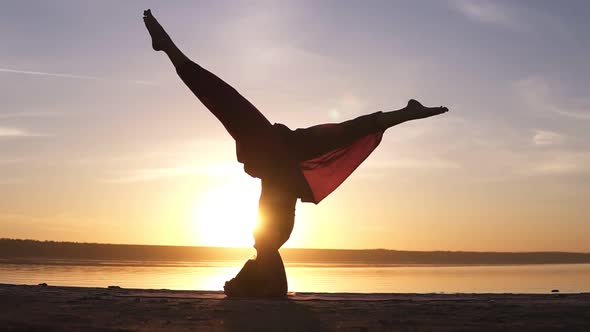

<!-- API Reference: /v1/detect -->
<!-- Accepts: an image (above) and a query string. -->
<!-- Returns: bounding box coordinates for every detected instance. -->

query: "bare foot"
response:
[143,9,173,52]
[406,99,448,119]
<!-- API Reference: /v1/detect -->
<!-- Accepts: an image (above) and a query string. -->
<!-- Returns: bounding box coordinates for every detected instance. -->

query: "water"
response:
[1,261,589,293]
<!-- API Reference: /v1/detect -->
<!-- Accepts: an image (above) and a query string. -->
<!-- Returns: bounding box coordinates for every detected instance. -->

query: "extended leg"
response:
[143,9,273,143]
[287,99,448,161]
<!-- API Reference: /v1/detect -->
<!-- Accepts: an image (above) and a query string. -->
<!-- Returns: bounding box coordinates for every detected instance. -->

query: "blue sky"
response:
[1,1,589,251]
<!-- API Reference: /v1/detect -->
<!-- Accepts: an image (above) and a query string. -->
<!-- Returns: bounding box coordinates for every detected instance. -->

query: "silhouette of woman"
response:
[143,9,448,297]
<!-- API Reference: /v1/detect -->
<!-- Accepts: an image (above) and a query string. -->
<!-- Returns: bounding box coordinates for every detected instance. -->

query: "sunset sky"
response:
[1,1,589,252]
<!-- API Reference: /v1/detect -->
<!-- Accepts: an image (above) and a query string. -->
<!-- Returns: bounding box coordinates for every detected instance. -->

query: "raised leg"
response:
[286,99,448,161]
[143,9,189,68]
[143,9,273,143]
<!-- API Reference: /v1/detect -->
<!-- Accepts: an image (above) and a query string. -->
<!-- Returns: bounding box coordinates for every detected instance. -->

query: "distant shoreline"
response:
[2,257,590,268]
[2,283,590,297]
[3,238,590,266]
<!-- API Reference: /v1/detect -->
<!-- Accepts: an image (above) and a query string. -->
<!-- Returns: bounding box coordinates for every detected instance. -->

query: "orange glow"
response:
[192,177,260,248]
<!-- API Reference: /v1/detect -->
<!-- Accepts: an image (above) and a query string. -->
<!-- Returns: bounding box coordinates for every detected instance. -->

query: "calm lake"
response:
[1,261,589,293]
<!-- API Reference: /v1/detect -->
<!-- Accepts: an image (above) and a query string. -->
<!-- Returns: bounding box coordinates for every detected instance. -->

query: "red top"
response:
[299,125,383,203]
[237,123,384,204]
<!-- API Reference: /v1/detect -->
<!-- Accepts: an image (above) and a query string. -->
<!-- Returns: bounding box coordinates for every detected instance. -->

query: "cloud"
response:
[0,111,73,119]
[484,148,589,178]
[450,0,523,29]
[533,161,578,175]
[515,77,590,120]
[529,152,590,176]
[68,137,231,166]
[0,179,22,185]
[450,0,574,42]
[0,212,96,235]
[0,67,153,85]
[462,149,590,182]
[104,163,242,183]
[0,127,45,137]
[533,130,564,146]
[0,158,21,164]
[366,156,461,172]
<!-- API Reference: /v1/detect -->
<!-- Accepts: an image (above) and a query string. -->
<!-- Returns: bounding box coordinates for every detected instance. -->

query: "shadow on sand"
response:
[213,297,327,332]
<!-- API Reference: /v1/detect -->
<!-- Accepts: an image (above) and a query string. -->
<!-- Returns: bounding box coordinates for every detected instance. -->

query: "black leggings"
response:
[175,60,384,163]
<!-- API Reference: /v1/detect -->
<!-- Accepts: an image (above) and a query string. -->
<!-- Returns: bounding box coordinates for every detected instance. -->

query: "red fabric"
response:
[299,126,384,204]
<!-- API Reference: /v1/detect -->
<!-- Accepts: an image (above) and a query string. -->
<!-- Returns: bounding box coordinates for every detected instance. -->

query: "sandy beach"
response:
[1,284,589,331]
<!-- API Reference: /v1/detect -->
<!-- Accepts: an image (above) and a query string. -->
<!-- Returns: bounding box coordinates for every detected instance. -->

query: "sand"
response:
[1,284,589,331]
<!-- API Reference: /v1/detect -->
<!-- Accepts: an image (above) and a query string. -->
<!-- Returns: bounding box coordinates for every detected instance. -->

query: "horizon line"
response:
[3,238,589,255]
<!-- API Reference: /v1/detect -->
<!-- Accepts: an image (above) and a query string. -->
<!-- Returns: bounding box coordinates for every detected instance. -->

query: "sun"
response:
[192,177,261,248]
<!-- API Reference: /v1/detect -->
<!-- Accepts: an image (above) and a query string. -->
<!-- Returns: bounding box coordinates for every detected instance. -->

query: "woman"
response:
[143,9,448,297]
